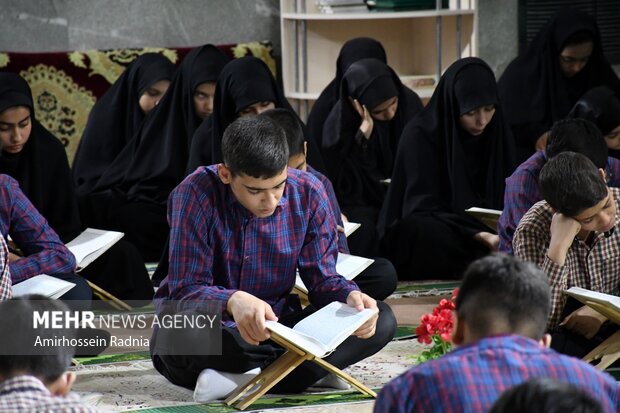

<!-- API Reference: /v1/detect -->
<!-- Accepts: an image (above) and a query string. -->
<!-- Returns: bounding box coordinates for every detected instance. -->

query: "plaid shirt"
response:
[0,375,100,412]
[374,335,620,413]
[513,188,620,328]
[0,236,12,301]
[0,175,76,284]
[307,165,349,254]
[155,166,358,325]
[499,151,620,253]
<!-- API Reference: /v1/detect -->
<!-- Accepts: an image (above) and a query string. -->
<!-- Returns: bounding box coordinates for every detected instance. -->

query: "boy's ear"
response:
[599,168,607,183]
[47,372,76,396]
[218,164,232,184]
[303,141,307,157]
[451,314,465,346]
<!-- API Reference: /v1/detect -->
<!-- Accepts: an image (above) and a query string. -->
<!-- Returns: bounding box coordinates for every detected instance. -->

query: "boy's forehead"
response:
[235,168,288,189]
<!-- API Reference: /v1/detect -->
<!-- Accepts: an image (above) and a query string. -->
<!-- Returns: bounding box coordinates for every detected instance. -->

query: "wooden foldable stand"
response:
[224,330,376,410]
[579,300,620,370]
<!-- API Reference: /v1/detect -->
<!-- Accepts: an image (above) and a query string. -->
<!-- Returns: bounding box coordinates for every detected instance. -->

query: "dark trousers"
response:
[355,258,397,301]
[151,301,396,393]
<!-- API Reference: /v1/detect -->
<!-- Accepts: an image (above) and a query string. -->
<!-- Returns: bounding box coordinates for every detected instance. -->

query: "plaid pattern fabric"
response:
[154,166,358,326]
[307,166,350,254]
[499,151,620,253]
[375,335,620,413]
[0,236,11,300]
[0,375,100,412]
[0,175,75,283]
[513,188,620,328]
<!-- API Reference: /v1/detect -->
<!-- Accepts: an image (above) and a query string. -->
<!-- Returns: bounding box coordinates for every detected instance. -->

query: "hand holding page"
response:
[265,302,378,358]
[66,228,124,271]
[12,274,75,299]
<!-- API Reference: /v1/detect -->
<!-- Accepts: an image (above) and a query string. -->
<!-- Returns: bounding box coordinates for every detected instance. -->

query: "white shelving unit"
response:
[280,0,478,119]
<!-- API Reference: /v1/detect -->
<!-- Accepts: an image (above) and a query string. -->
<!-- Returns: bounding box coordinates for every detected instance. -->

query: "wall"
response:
[476,0,519,78]
[0,0,281,53]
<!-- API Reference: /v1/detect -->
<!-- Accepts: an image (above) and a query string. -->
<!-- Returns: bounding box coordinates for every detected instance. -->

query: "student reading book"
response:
[151,115,396,402]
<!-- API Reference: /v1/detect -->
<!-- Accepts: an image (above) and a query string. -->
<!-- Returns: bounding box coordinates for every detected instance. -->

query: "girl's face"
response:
[604,124,620,151]
[558,41,593,78]
[237,101,275,117]
[458,105,496,136]
[138,79,171,114]
[0,106,32,154]
[370,96,398,122]
[193,82,217,119]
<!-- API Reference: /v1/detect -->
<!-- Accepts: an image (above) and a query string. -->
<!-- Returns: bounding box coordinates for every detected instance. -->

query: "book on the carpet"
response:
[343,221,361,237]
[66,228,124,272]
[265,301,377,358]
[12,274,75,299]
[294,253,375,295]
[566,287,620,325]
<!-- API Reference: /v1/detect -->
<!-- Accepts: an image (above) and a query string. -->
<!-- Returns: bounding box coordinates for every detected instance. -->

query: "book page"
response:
[343,222,361,238]
[66,228,123,269]
[294,253,374,294]
[292,302,376,352]
[12,274,75,299]
[567,287,620,310]
[265,320,329,357]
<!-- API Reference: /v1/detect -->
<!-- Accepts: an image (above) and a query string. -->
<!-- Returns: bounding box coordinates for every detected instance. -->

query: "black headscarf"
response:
[72,53,174,197]
[307,37,387,148]
[92,44,230,205]
[187,56,326,173]
[321,58,423,209]
[0,73,81,241]
[379,57,515,237]
[569,85,620,135]
[498,8,620,161]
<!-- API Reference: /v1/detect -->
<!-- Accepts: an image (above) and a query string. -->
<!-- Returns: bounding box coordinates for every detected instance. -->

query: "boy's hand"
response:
[560,305,607,339]
[473,232,499,251]
[347,290,378,339]
[548,213,581,266]
[227,291,278,345]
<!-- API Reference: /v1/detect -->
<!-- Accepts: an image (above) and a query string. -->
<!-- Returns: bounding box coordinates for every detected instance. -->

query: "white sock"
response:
[312,373,351,390]
[193,367,261,402]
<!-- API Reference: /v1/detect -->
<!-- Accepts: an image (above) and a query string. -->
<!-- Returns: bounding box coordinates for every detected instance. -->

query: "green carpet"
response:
[130,390,375,412]
[394,281,460,294]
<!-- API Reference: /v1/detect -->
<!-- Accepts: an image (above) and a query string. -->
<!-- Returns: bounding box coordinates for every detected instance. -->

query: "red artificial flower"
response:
[414,288,459,361]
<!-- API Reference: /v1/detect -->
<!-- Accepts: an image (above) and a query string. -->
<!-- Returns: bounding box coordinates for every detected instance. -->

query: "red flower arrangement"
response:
[414,288,458,363]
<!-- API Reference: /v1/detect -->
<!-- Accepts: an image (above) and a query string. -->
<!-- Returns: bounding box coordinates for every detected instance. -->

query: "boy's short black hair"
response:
[221,115,289,178]
[456,254,550,340]
[260,108,305,157]
[546,118,607,169]
[490,378,603,413]
[540,151,607,217]
[0,296,76,383]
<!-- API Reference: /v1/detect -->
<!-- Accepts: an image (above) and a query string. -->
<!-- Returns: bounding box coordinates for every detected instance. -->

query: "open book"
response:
[465,207,502,230]
[66,228,124,272]
[566,287,620,325]
[12,274,75,299]
[294,253,374,295]
[343,221,361,237]
[265,301,377,358]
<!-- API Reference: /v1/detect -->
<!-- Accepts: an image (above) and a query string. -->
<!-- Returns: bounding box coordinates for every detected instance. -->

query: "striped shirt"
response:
[0,375,100,412]
[0,175,76,283]
[513,187,620,328]
[154,166,358,325]
[374,335,620,413]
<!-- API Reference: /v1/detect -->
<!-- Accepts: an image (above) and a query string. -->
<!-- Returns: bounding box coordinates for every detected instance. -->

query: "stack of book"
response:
[317,0,369,14]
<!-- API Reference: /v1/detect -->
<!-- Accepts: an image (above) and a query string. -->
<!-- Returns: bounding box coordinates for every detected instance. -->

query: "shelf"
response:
[282,9,475,20]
